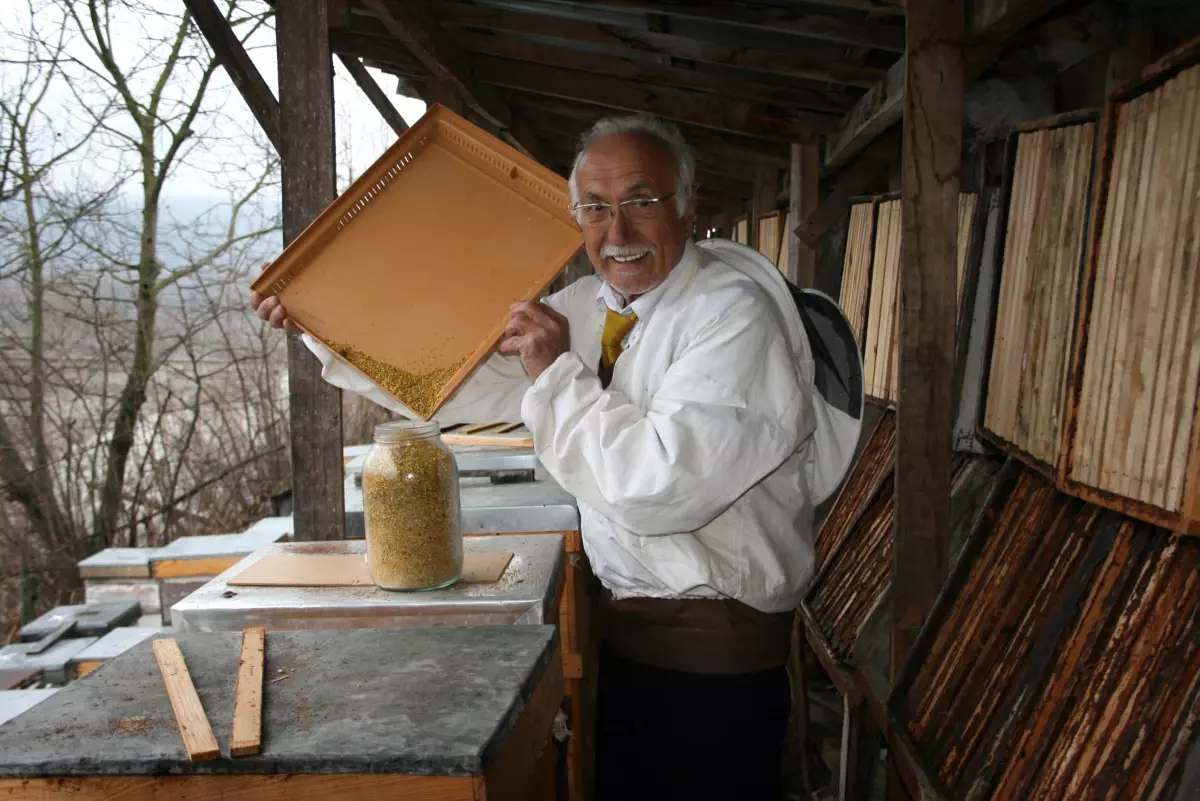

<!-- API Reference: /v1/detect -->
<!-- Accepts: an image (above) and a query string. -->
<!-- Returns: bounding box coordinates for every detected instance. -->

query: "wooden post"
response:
[788,143,820,285]
[277,1,344,542]
[892,0,963,676]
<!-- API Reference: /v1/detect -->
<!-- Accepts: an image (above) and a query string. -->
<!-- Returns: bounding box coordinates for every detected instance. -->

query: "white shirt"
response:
[302,239,818,613]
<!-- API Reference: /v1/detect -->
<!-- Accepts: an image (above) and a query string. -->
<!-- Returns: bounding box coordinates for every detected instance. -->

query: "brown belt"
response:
[599,589,794,675]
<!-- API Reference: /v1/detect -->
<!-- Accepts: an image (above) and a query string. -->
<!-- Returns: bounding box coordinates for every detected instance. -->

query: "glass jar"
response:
[362,420,462,591]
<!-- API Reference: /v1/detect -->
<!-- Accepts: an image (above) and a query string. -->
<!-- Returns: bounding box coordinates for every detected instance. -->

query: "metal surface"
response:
[18,602,141,642]
[344,473,578,537]
[77,547,160,579]
[171,533,565,633]
[0,689,59,727]
[70,627,158,664]
[345,444,542,480]
[83,579,161,614]
[149,526,290,562]
[0,638,98,685]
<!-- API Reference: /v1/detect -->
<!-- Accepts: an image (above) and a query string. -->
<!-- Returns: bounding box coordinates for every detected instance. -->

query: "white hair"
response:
[567,114,696,223]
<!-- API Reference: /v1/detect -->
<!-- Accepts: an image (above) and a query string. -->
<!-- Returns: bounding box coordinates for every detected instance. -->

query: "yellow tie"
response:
[601,309,638,369]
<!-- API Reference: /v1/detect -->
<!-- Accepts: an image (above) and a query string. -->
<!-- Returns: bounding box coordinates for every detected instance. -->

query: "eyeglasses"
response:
[571,193,677,227]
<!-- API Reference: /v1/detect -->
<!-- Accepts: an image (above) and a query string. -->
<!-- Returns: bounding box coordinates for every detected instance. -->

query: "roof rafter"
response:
[478,55,830,143]
[436,2,885,88]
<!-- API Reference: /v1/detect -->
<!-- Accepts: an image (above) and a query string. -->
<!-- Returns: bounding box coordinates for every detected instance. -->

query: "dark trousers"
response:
[594,645,791,801]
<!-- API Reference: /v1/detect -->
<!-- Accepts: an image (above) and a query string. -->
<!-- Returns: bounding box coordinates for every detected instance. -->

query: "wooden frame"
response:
[1057,38,1200,536]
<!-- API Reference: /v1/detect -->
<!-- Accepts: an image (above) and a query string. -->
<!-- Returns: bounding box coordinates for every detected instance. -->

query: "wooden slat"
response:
[838,202,876,343]
[983,122,1095,468]
[152,638,219,762]
[1070,65,1200,515]
[231,627,265,757]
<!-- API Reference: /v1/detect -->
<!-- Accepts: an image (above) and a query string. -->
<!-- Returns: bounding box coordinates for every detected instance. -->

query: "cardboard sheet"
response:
[227,551,514,587]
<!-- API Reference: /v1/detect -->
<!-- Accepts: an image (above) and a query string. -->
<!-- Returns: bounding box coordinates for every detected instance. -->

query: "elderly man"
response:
[252,114,818,800]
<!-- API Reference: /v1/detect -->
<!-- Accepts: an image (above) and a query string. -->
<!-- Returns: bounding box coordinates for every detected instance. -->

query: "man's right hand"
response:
[249,263,299,333]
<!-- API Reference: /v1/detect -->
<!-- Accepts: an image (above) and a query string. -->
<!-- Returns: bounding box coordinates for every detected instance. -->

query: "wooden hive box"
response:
[983,114,1100,474]
[1060,43,1200,534]
[252,105,583,419]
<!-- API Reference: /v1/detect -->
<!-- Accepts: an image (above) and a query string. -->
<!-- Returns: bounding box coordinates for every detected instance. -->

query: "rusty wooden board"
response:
[984,121,1097,469]
[897,461,1200,799]
[814,410,897,569]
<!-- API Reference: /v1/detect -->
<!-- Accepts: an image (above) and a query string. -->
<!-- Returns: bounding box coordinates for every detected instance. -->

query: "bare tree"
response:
[0,0,283,616]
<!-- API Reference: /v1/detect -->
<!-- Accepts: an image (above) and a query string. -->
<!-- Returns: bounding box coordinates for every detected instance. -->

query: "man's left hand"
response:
[498,301,570,380]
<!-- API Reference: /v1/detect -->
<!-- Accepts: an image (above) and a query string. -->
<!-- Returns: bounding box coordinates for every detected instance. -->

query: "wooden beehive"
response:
[1061,54,1200,533]
[251,105,583,419]
[984,117,1098,472]
[837,201,876,343]
[861,194,977,404]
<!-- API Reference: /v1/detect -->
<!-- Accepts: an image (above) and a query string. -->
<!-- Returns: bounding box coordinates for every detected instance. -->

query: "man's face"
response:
[574,133,694,299]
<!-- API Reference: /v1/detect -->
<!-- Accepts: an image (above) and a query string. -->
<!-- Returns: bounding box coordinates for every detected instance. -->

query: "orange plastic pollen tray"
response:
[252,104,584,418]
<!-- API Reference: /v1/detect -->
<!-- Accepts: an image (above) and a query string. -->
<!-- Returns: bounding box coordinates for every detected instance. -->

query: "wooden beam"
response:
[507,96,793,168]
[469,0,906,52]
[787,143,819,286]
[336,54,409,136]
[358,0,532,154]
[795,133,897,249]
[183,0,280,152]
[438,2,885,88]
[277,0,345,543]
[476,55,830,142]
[457,30,853,115]
[825,0,1076,168]
[892,0,963,677]
[749,167,779,250]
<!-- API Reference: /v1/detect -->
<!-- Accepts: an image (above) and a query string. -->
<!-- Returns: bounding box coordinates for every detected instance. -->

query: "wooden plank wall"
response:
[862,194,976,403]
[734,216,749,245]
[1070,64,1200,515]
[777,210,794,274]
[756,211,783,265]
[984,122,1097,469]
[838,202,876,343]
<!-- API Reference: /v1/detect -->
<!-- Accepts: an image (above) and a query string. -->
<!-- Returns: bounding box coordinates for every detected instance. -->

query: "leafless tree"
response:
[0,0,284,619]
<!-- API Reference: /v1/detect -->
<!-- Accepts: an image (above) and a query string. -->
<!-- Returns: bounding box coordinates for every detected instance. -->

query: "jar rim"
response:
[374,420,440,443]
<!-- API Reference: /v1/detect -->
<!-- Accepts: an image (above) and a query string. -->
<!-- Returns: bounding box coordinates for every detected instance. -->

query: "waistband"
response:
[600,589,794,675]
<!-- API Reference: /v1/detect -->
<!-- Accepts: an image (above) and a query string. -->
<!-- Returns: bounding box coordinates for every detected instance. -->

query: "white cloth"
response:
[302,239,818,613]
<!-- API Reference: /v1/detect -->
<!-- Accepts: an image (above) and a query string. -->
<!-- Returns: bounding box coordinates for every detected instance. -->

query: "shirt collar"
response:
[594,241,699,324]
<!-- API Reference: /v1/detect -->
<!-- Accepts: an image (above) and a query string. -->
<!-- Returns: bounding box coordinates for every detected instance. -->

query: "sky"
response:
[0,1,428,210]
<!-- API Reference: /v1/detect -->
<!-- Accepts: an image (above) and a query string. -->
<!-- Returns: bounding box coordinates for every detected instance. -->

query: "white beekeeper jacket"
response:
[302,239,848,614]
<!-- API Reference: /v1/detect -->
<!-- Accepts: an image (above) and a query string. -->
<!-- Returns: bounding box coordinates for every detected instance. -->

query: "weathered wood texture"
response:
[1066,64,1200,523]
[860,195,975,403]
[899,465,1200,800]
[984,122,1096,470]
[838,202,877,344]
[756,211,783,264]
[277,1,345,542]
[894,0,964,679]
[152,638,219,762]
[788,142,820,285]
[230,627,265,757]
[815,411,896,570]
